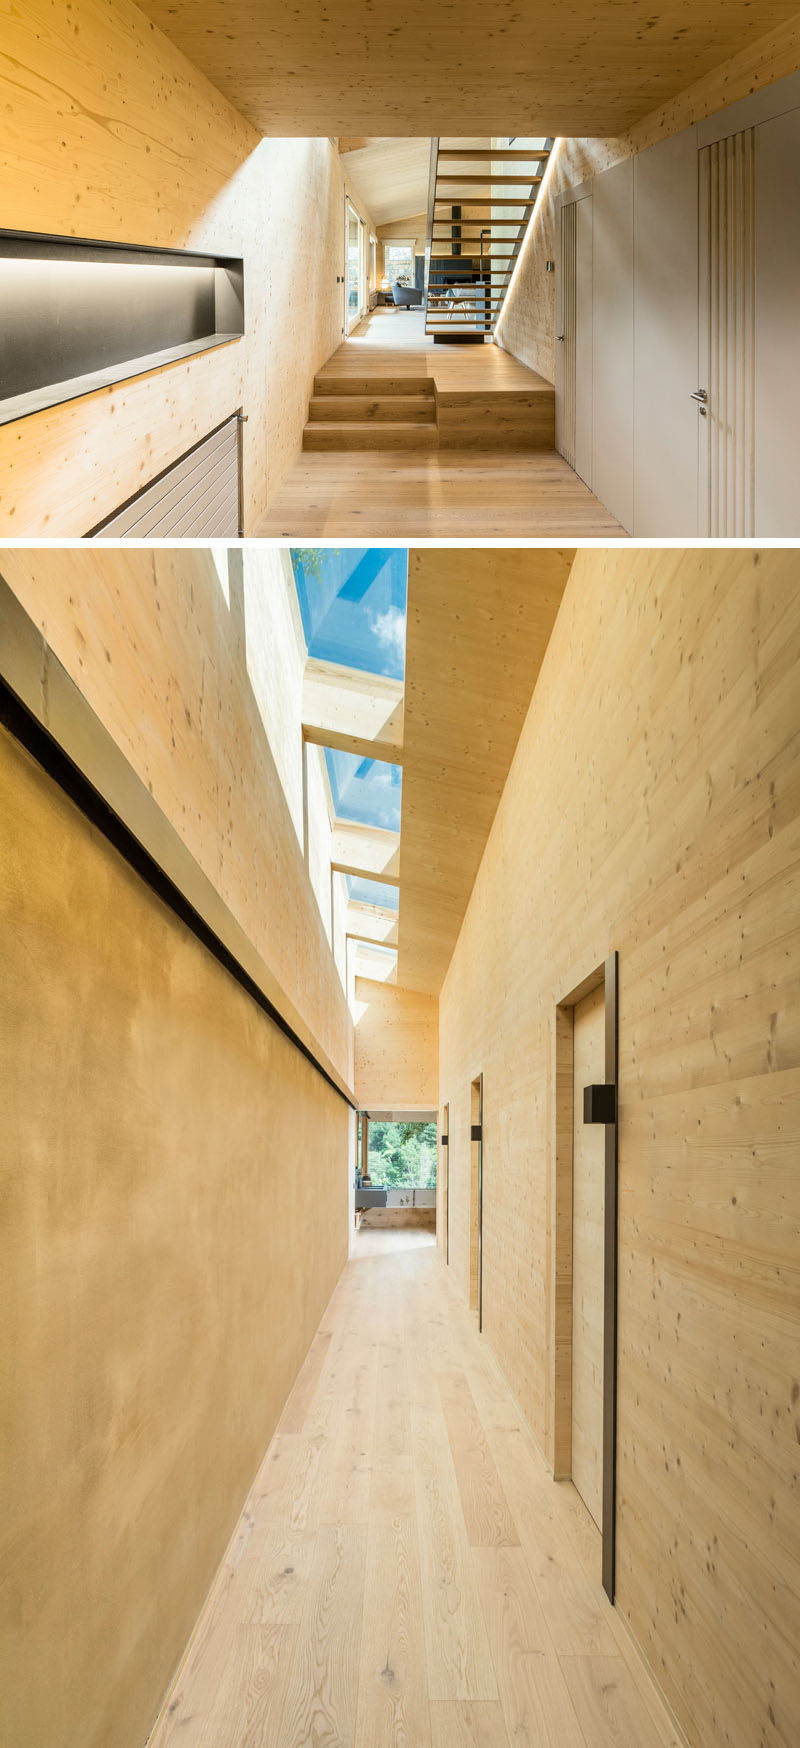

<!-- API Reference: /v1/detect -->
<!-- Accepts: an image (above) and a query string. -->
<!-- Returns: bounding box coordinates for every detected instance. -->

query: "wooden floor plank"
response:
[274,1523,367,1748]
[148,1232,682,1748]
[355,1512,431,1747]
[560,1653,682,1748]
[429,1699,513,1748]
[258,449,621,538]
[438,1370,520,1546]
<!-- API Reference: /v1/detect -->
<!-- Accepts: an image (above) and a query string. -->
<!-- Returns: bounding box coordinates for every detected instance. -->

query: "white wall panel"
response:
[754,105,800,536]
[633,128,699,536]
[592,158,634,532]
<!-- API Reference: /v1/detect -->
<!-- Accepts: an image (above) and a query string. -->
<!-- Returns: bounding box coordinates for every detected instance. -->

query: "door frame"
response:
[441,1102,450,1263]
[551,950,619,1601]
[470,1073,484,1331]
[345,197,366,335]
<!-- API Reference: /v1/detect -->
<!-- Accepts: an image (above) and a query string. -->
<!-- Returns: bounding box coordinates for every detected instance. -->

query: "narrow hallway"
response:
[150,1231,679,1748]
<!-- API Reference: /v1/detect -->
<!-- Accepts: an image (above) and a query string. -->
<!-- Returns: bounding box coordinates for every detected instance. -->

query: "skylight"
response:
[325,747,402,833]
[346,875,399,911]
[291,548,408,679]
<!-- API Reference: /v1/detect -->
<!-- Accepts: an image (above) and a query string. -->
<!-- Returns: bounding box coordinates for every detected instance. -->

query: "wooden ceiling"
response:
[137,2,798,136]
[340,140,431,225]
[396,549,574,993]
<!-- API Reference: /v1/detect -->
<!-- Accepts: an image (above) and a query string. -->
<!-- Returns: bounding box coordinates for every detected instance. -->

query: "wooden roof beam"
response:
[331,820,401,884]
[302,656,404,763]
[345,901,399,946]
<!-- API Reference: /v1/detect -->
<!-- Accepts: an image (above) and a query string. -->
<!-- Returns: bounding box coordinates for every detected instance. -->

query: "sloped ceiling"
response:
[340,139,431,227]
[137,1,798,137]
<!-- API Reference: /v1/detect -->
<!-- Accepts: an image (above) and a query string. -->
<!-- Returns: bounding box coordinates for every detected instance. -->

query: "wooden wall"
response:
[354,976,438,1108]
[496,18,800,382]
[438,551,800,1748]
[0,0,375,535]
[0,720,350,1748]
[0,549,353,1084]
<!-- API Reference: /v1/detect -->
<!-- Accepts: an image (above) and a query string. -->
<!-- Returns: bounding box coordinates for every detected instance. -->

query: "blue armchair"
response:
[392,284,423,309]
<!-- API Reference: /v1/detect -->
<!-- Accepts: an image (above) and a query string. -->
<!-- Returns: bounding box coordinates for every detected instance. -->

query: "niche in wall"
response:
[0,230,245,426]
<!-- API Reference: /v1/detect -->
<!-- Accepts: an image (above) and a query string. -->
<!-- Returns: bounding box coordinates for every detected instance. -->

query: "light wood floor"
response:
[258,307,621,536]
[257,450,622,537]
[150,1228,682,1748]
[320,307,552,394]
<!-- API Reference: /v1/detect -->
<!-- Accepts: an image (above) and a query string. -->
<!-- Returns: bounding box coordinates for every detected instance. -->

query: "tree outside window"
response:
[366,1121,437,1187]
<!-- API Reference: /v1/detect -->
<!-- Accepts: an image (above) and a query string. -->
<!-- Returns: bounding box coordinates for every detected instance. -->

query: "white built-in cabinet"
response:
[555,68,800,536]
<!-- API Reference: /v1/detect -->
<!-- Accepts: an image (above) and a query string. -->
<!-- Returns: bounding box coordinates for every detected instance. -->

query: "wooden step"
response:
[313,374,431,396]
[435,176,542,186]
[437,148,550,161]
[308,394,435,424]
[303,421,438,451]
[434,199,535,209]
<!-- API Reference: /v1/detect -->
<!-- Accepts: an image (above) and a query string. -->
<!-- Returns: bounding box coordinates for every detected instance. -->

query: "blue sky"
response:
[291,548,408,679]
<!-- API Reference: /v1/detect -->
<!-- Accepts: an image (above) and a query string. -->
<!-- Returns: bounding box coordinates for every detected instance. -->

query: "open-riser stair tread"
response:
[425,133,552,336]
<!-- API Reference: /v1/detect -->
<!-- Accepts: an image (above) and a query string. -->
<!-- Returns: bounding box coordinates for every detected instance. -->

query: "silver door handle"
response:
[690,388,707,403]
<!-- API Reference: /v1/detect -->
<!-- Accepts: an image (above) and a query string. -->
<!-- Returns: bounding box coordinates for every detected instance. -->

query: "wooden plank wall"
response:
[438,550,800,1748]
[496,17,800,383]
[354,976,438,1108]
[0,0,376,535]
[1,549,354,1084]
[0,722,350,1748]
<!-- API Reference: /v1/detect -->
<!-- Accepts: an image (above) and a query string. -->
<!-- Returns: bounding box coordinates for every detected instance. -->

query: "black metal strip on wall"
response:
[602,949,620,1601]
[0,675,355,1111]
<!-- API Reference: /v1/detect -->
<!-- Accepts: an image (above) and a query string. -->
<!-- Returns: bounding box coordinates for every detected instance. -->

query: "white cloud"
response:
[370,605,406,664]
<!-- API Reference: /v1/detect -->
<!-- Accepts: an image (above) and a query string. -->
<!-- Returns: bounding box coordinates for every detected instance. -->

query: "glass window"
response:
[385,241,414,285]
[290,548,408,679]
[367,1121,437,1188]
[324,747,402,833]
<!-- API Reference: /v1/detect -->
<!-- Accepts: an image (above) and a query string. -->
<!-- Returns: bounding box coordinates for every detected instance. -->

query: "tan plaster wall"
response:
[0,722,350,1748]
[0,548,354,1084]
[438,549,800,1748]
[0,0,375,535]
[354,977,438,1109]
[496,17,800,381]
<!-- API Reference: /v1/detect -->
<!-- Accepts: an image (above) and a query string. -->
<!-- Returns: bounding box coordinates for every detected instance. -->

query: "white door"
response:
[592,158,634,531]
[633,127,699,535]
[555,200,576,466]
[556,194,593,485]
[698,129,756,537]
[572,982,605,1529]
[754,105,800,535]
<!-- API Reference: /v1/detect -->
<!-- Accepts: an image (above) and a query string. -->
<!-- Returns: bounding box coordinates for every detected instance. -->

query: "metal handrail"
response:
[423,137,440,305]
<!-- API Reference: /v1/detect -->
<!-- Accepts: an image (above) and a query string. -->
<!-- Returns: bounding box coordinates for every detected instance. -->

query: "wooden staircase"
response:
[303,376,437,449]
[425,137,552,341]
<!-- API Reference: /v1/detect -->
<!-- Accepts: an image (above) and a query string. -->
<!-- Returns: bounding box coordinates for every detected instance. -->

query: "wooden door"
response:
[571,982,605,1527]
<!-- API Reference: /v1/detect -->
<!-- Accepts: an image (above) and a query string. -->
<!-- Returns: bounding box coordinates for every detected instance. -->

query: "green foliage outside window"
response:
[365,1121,437,1188]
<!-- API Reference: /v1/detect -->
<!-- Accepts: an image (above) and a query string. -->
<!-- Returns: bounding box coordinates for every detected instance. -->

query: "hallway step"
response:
[313,373,431,396]
[303,420,438,451]
[308,394,435,424]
